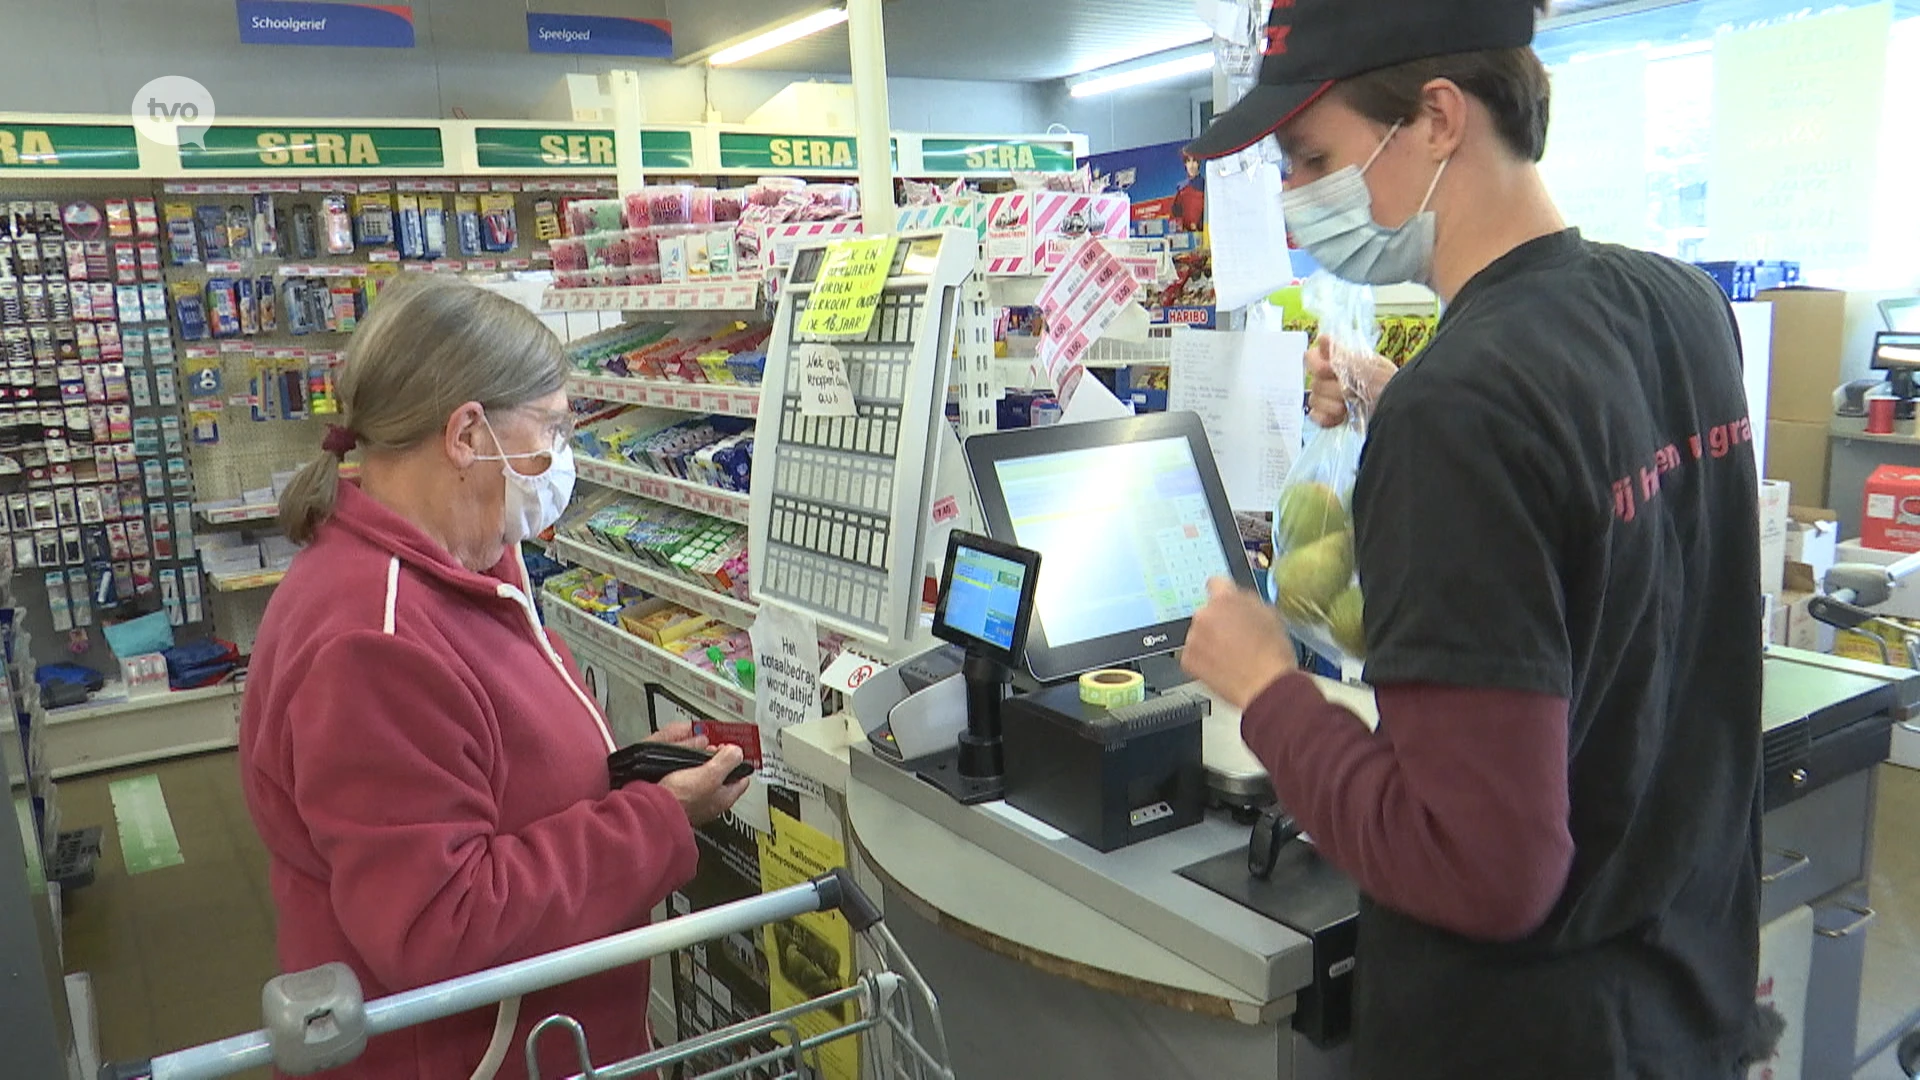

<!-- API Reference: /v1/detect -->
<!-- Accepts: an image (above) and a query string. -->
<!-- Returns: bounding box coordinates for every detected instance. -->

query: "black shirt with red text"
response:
[1350,229,1763,1079]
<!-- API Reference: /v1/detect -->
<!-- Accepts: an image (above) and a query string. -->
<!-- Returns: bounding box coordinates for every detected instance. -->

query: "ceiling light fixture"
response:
[708,7,850,66]
[1069,52,1215,98]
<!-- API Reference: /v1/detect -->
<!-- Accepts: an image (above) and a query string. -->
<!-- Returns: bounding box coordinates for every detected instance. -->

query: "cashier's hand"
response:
[1181,578,1298,711]
[644,722,710,751]
[658,744,751,826]
[1307,337,1397,428]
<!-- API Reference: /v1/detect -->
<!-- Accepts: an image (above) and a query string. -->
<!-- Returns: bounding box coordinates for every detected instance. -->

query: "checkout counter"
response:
[775,412,1920,1080]
[785,648,1914,1080]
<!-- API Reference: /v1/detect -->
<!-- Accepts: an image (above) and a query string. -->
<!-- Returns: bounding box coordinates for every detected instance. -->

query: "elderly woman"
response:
[240,275,747,1080]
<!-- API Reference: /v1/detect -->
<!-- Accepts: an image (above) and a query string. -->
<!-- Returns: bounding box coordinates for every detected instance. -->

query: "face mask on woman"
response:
[477,416,576,547]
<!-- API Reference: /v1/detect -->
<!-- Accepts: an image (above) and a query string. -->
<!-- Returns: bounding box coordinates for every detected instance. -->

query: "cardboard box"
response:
[1765,418,1830,507]
[1862,464,1920,552]
[1759,479,1790,598]
[1757,287,1898,424]
[983,192,1130,275]
[1785,507,1839,583]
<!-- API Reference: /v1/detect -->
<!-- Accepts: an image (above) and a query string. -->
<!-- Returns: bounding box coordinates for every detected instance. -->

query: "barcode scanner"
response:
[608,742,755,789]
[1249,805,1302,880]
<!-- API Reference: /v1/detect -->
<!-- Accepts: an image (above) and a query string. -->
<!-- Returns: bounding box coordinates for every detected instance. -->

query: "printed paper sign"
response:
[759,810,858,1080]
[1168,323,1308,510]
[797,343,858,417]
[797,236,899,339]
[749,602,825,797]
[820,650,881,694]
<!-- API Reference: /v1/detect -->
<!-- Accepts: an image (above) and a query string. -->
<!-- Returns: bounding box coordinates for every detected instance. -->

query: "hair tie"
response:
[321,424,359,459]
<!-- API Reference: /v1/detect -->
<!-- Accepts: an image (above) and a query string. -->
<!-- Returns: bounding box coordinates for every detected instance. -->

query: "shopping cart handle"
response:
[99,1062,153,1080]
[811,868,883,932]
[1808,592,1877,631]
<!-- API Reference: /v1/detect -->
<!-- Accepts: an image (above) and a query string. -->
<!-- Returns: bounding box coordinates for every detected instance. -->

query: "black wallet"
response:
[608,742,756,788]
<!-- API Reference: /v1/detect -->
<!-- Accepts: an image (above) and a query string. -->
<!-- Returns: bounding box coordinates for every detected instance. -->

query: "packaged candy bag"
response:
[1269,272,1376,667]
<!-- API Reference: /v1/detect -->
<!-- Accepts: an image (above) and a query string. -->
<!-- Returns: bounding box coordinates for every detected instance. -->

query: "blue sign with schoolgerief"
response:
[236,1,417,48]
[526,13,673,57]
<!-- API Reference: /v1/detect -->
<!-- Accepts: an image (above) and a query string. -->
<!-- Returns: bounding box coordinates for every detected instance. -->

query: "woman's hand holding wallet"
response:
[610,740,754,826]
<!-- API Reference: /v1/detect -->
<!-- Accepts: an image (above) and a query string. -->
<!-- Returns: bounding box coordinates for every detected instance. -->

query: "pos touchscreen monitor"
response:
[963,412,1257,683]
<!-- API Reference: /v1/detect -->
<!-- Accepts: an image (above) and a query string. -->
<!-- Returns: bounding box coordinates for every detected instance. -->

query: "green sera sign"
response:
[476,127,617,169]
[180,126,445,170]
[0,124,141,171]
[720,132,892,172]
[921,139,1075,174]
[474,128,695,171]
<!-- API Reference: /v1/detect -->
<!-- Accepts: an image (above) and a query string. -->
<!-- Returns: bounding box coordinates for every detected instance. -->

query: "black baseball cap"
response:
[1187,0,1539,160]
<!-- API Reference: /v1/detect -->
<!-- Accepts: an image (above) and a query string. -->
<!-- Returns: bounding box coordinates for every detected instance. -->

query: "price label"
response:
[702,392,730,413]
[673,389,703,411]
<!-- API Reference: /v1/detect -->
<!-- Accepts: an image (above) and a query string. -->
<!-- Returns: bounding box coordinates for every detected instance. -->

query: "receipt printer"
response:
[1002,682,1206,852]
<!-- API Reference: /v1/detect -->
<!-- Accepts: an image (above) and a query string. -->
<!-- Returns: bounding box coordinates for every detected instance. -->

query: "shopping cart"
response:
[99,869,954,1080]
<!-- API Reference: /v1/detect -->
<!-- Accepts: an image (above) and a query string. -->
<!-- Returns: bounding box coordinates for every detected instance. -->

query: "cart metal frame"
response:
[101,869,953,1080]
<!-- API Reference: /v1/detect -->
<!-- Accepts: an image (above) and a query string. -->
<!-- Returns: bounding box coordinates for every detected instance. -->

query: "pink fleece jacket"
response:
[239,482,698,1080]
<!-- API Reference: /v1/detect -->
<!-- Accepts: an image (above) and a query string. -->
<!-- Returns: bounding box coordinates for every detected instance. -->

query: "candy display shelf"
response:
[543,598,752,723]
[575,457,752,525]
[552,536,757,628]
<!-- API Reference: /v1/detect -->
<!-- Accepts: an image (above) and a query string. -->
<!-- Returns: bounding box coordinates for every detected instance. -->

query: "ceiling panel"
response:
[683,0,1211,81]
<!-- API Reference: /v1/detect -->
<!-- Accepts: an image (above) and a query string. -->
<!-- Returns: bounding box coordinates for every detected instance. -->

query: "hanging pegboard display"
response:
[747,227,977,658]
[0,182,214,678]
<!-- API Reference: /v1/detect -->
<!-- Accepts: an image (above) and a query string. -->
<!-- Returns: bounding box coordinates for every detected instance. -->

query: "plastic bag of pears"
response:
[1268,272,1376,666]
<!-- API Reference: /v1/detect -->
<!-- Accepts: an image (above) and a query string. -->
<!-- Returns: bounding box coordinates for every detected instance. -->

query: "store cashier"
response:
[238,275,748,1080]
[1182,1,1770,1078]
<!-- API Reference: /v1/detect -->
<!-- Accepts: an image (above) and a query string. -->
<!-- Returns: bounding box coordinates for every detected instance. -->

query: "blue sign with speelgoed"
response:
[526,13,673,56]
[236,1,417,48]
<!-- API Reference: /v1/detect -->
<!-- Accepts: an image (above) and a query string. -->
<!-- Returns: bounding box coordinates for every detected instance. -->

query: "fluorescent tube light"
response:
[1070,52,1215,98]
[709,7,850,66]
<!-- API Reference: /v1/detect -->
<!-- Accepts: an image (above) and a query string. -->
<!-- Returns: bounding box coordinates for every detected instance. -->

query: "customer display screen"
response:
[941,545,1030,651]
[992,437,1233,648]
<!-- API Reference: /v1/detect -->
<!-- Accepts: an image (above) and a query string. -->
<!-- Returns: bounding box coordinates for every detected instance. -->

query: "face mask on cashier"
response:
[1282,121,1451,287]
[477,416,576,547]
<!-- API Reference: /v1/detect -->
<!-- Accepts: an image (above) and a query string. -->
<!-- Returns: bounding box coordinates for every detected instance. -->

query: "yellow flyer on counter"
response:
[758,809,857,1080]
[797,236,899,339]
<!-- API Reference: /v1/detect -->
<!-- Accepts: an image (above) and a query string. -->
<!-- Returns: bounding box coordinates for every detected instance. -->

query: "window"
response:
[1537,0,1920,286]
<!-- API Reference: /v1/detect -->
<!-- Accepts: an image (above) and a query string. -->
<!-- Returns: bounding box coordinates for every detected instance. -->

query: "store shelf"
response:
[44,681,242,726]
[207,569,287,592]
[539,282,761,314]
[566,375,762,418]
[200,503,279,525]
[544,599,752,723]
[553,537,758,628]
[576,457,753,525]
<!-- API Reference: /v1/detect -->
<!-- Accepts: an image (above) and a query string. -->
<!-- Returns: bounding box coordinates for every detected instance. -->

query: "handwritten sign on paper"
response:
[797,236,899,339]
[1168,326,1308,511]
[797,343,857,417]
[749,602,826,798]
